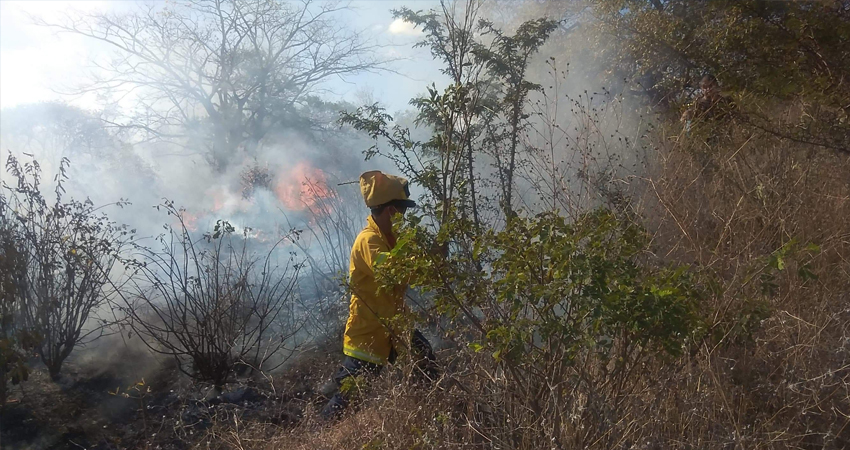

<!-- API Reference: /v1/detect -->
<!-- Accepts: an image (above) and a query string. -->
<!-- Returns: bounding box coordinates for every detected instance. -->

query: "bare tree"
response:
[2,154,129,380]
[39,0,387,171]
[473,17,559,219]
[123,202,302,388]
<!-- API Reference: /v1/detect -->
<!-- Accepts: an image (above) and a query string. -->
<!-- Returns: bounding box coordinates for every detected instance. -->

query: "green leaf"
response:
[374,252,389,265]
[798,264,818,281]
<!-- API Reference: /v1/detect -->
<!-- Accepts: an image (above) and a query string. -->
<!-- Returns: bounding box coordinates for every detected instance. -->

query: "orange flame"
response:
[212,191,226,212]
[178,210,199,232]
[275,162,333,212]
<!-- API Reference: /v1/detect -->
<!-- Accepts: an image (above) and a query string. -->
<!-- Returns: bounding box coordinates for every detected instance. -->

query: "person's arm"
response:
[362,234,389,270]
[364,234,414,323]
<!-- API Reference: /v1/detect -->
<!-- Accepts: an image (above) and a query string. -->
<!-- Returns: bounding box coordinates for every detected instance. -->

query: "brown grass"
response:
[181,112,850,449]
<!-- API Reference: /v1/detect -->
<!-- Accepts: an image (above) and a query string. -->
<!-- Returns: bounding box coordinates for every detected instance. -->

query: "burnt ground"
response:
[0,345,340,450]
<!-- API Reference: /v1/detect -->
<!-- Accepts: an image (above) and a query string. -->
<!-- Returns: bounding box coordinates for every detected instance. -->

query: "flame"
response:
[275,162,333,212]
[177,210,199,232]
[168,162,335,240]
[212,191,226,212]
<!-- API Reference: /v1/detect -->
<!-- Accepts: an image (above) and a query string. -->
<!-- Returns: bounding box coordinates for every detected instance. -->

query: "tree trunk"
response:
[504,99,521,220]
[466,128,480,228]
[48,363,61,381]
[0,362,7,405]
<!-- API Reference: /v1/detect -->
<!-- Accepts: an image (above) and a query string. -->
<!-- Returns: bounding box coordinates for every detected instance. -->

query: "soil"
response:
[0,346,340,450]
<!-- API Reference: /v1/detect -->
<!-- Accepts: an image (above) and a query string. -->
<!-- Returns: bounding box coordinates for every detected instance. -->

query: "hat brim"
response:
[381,199,417,209]
[375,199,418,209]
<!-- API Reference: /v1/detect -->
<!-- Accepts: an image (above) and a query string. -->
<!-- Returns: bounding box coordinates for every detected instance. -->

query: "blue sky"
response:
[0,0,448,114]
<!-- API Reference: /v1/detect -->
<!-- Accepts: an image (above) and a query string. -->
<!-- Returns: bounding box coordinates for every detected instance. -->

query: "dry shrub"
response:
[228,116,850,450]
[260,352,496,450]
[169,115,850,450]
[631,113,850,448]
[123,202,303,388]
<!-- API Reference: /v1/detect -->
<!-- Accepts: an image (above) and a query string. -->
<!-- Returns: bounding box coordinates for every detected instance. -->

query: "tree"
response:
[2,154,130,380]
[0,103,115,170]
[586,0,850,152]
[123,202,301,388]
[343,1,557,228]
[472,17,558,219]
[396,1,489,227]
[41,0,386,171]
[342,1,490,231]
[0,102,154,185]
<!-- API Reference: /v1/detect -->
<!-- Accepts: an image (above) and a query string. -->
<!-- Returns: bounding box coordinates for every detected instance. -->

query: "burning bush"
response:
[122,202,303,388]
[240,163,273,200]
[274,162,333,212]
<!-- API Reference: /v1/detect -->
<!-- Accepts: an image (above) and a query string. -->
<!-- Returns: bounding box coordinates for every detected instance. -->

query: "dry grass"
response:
[631,117,850,449]
[179,113,850,450]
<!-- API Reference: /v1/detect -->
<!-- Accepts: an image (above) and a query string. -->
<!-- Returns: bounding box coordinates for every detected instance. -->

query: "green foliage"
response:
[588,0,850,152]
[740,238,821,298]
[344,6,560,226]
[339,375,367,398]
[361,439,385,450]
[109,378,152,430]
[379,209,703,369]
[706,239,822,347]
[210,219,236,240]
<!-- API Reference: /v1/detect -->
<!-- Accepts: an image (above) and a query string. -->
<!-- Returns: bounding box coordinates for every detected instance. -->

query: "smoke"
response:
[0,0,650,385]
[0,4,663,450]
[482,1,651,216]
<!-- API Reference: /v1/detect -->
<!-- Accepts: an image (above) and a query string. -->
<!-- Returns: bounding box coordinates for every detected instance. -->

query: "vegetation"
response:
[329,1,850,448]
[0,155,130,381]
[121,202,302,388]
[2,0,849,449]
[38,0,386,171]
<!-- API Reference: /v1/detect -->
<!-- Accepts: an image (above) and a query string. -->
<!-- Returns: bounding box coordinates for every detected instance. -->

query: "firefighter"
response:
[681,74,736,129]
[320,170,436,420]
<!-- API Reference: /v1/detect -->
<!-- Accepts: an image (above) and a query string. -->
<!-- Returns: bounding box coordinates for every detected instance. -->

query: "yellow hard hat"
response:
[359,170,416,209]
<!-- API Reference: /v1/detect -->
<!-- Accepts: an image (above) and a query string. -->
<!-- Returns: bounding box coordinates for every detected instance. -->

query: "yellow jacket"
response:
[343,215,406,365]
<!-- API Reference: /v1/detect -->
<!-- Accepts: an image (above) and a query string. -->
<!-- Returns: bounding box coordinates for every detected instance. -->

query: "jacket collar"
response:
[366,215,392,248]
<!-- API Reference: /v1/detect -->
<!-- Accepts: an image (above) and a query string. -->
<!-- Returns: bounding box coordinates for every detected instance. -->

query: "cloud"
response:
[387,18,421,36]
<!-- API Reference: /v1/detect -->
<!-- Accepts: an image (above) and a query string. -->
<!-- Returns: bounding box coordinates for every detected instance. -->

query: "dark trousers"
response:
[320,330,437,419]
[320,356,382,419]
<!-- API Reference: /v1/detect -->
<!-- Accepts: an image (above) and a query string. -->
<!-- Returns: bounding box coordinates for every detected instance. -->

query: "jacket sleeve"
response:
[354,232,390,277]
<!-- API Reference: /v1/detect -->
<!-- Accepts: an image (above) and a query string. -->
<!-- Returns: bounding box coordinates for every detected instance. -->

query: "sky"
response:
[0,0,456,246]
[0,0,447,114]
